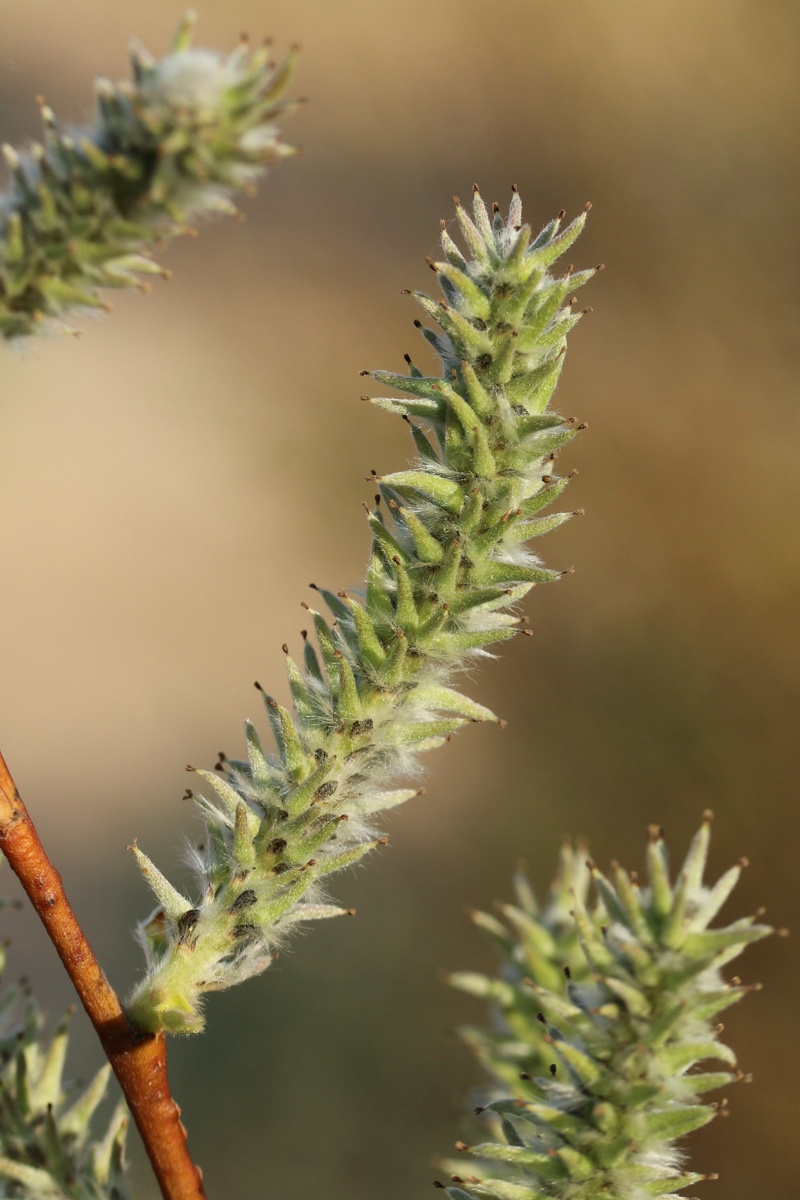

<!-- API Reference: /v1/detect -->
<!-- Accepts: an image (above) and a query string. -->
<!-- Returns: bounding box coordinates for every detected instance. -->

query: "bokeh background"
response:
[0,1,797,1196]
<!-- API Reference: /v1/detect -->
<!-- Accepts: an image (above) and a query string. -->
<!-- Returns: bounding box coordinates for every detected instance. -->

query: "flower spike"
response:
[127,188,595,1034]
[445,820,771,1200]
[0,925,129,1198]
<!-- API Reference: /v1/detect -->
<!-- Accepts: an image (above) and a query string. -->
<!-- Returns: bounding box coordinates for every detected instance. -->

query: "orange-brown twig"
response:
[0,749,206,1200]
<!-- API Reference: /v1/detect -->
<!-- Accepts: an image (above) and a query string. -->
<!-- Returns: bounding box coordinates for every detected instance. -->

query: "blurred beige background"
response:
[0,1,797,1197]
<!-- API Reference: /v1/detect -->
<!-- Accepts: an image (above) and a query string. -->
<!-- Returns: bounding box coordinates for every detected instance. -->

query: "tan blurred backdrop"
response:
[0,1,797,1197]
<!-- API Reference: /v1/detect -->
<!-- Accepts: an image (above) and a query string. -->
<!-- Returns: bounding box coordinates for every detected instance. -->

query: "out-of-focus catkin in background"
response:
[0,2,797,1196]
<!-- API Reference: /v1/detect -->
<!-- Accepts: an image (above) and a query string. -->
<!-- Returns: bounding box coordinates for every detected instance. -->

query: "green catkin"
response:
[127,185,596,1035]
[0,920,129,1199]
[0,14,298,339]
[443,817,771,1200]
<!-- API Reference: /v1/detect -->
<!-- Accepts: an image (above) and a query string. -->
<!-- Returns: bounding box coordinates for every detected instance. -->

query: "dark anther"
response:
[315,747,329,762]
[350,718,374,736]
[314,780,338,801]
[177,909,200,941]
[476,353,492,370]
[232,923,259,941]
[549,1063,557,1077]
[266,838,287,855]
[229,889,257,913]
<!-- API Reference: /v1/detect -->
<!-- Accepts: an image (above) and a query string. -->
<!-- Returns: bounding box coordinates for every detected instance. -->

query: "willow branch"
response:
[0,748,206,1200]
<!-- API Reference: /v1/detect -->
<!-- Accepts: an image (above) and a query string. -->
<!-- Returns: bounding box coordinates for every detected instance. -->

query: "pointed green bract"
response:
[127,186,593,1034]
[0,14,298,339]
[443,818,771,1200]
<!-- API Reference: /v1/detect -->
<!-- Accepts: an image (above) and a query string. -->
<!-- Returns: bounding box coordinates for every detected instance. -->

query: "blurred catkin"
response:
[0,13,298,339]
[0,899,129,1200]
